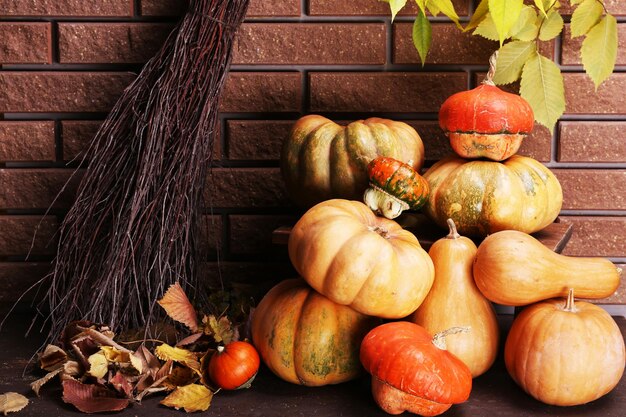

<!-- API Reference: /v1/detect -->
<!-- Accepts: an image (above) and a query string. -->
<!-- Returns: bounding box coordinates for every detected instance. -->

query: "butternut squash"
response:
[473,230,621,306]
[411,219,499,377]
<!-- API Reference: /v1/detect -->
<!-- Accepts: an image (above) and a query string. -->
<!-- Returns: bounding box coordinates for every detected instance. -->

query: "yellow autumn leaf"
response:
[160,384,213,413]
[582,15,618,90]
[101,346,131,363]
[488,0,524,45]
[155,344,201,371]
[0,392,29,415]
[87,352,109,379]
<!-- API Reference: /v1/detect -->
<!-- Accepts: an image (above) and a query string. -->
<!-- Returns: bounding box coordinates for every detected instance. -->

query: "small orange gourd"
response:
[505,289,626,406]
[473,230,621,306]
[411,219,499,377]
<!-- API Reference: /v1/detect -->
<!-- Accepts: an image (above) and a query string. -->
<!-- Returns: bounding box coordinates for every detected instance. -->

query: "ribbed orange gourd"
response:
[360,322,472,416]
[281,115,425,208]
[288,199,434,318]
[251,278,379,386]
[423,154,562,237]
[505,289,626,406]
[411,219,499,377]
[439,54,534,161]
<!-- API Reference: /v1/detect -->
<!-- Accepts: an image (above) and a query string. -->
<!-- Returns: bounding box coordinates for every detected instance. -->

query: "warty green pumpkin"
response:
[423,154,562,237]
[281,115,425,208]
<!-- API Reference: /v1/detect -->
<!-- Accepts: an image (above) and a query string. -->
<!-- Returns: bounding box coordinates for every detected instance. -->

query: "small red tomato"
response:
[208,341,260,390]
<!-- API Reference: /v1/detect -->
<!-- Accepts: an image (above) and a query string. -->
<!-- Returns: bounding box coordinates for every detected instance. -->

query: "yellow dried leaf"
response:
[101,346,131,363]
[160,384,213,413]
[154,344,200,371]
[129,353,144,374]
[204,315,234,344]
[38,345,68,371]
[158,282,199,332]
[31,367,63,396]
[0,392,29,415]
[87,352,109,379]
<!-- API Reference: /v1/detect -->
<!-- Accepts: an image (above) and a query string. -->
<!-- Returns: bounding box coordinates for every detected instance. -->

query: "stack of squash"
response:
[249,79,624,415]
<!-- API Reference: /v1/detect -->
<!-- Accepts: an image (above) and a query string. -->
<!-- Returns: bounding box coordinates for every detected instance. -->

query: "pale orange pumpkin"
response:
[505,289,626,406]
[288,199,435,318]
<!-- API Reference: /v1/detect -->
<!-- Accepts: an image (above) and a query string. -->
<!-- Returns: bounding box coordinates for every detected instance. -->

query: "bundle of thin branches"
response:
[38,0,250,342]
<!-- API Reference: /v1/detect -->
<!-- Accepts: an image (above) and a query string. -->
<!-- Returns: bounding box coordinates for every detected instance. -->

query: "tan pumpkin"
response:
[288,199,434,318]
[411,219,499,377]
[473,230,621,306]
[423,154,562,237]
[505,289,626,406]
[281,115,425,208]
[251,278,379,386]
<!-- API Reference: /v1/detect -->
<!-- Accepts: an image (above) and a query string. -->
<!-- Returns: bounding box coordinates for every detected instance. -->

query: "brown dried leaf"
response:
[38,345,68,371]
[160,384,213,413]
[158,283,199,332]
[163,366,198,390]
[61,361,82,379]
[110,372,133,398]
[30,367,63,396]
[0,392,29,415]
[154,344,200,371]
[176,332,204,347]
[133,345,161,376]
[62,380,129,414]
[203,315,235,344]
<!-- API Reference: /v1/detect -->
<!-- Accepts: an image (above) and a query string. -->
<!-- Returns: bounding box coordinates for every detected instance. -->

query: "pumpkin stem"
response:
[563,288,577,313]
[446,219,460,239]
[483,51,498,86]
[432,326,470,350]
[217,345,225,353]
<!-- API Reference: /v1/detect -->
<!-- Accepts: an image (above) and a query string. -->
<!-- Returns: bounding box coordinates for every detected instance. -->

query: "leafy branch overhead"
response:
[384,0,618,131]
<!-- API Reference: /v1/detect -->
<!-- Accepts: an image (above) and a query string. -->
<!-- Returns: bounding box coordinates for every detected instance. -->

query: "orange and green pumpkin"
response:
[423,155,562,237]
[251,278,380,386]
[281,115,425,208]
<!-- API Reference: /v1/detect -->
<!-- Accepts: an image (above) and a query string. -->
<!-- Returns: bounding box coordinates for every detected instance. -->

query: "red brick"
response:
[564,73,626,114]
[229,214,298,255]
[227,120,292,160]
[309,0,470,16]
[309,72,467,113]
[221,72,301,113]
[0,23,51,64]
[205,168,290,208]
[61,121,101,161]
[140,0,301,17]
[234,23,386,65]
[560,216,626,257]
[0,169,79,210]
[0,216,58,257]
[0,0,133,16]
[561,1,626,15]
[558,122,626,162]
[394,23,496,65]
[0,72,135,113]
[59,23,174,64]
[553,169,626,210]
[416,121,551,163]
[0,121,55,161]
[199,215,223,254]
[0,262,52,305]
[561,24,626,66]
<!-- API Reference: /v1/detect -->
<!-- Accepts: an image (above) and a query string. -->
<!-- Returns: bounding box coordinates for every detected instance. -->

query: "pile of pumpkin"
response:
[249,76,625,415]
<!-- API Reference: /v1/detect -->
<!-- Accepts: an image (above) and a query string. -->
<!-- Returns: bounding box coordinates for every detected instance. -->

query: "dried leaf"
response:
[163,366,198,390]
[62,380,129,414]
[38,345,68,371]
[101,346,131,363]
[31,367,63,396]
[87,352,109,379]
[160,384,213,413]
[110,372,133,398]
[133,345,161,376]
[158,282,199,332]
[176,332,204,347]
[0,392,29,415]
[204,315,235,344]
[155,344,200,371]
[61,361,82,379]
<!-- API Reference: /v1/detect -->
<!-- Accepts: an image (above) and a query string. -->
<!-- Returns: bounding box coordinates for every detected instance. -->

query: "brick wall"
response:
[1,0,625,308]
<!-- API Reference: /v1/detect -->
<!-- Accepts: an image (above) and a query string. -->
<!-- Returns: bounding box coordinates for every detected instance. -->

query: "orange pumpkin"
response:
[505,289,625,406]
[288,199,434,318]
[208,341,260,390]
[251,278,379,386]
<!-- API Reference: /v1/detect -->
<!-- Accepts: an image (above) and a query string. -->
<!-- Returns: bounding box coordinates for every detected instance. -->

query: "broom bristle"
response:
[38,0,250,343]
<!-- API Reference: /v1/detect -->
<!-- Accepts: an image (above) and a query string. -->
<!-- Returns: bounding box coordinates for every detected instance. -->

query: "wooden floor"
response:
[1,313,625,417]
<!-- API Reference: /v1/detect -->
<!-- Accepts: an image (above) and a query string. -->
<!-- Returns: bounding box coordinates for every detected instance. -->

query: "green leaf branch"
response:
[385,0,618,132]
